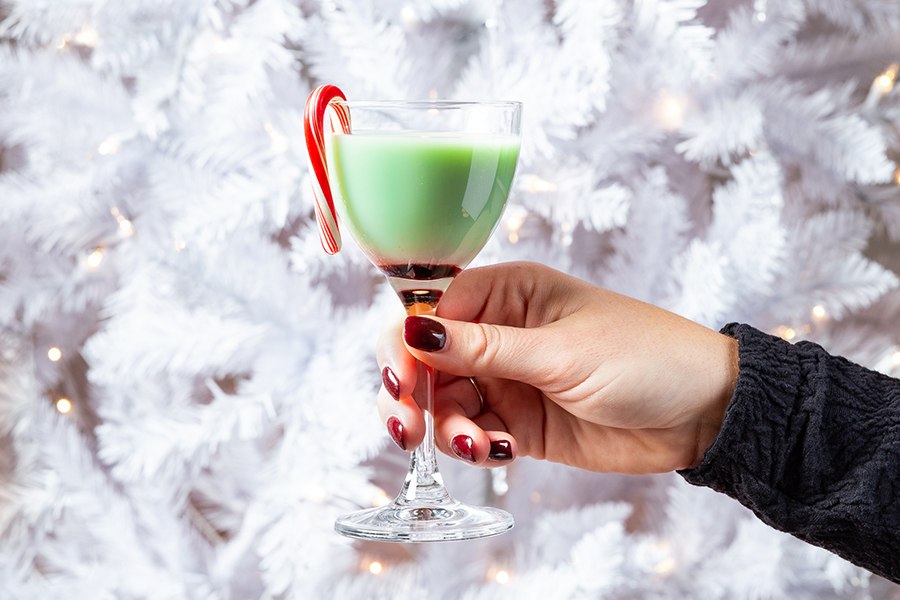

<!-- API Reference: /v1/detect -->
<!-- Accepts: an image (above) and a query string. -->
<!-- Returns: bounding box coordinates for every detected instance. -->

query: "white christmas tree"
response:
[1,0,899,597]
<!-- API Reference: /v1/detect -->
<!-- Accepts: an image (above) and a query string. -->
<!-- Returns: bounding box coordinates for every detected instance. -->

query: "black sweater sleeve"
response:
[678,323,900,583]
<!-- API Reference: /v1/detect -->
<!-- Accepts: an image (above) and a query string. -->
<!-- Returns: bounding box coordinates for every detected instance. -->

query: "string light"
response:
[753,0,768,22]
[400,5,419,26]
[654,557,677,576]
[263,122,289,154]
[520,174,557,193]
[47,347,62,362]
[775,326,797,341]
[873,64,899,95]
[892,351,900,366]
[371,488,391,507]
[306,486,327,503]
[653,90,689,131]
[110,207,134,237]
[486,565,511,584]
[56,35,72,50]
[893,166,900,186]
[560,221,574,246]
[85,247,106,271]
[74,26,99,48]
[98,137,121,156]
[504,205,528,244]
[368,561,383,575]
[56,397,73,414]
[811,305,827,320]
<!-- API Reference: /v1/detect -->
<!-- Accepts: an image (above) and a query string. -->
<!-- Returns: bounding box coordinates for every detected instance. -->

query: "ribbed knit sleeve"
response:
[678,323,900,583]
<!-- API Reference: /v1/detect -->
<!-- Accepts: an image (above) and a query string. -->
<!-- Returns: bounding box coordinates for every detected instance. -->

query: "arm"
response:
[679,323,900,583]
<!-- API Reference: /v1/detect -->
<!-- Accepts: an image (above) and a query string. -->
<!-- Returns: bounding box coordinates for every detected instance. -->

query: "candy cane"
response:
[304,84,351,254]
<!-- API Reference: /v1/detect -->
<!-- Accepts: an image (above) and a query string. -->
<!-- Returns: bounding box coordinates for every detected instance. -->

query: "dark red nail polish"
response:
[382,366,400,400]
[450,434,475,463]
[404,316,446,352]
[387,416,406,451]
[489,440,513,461]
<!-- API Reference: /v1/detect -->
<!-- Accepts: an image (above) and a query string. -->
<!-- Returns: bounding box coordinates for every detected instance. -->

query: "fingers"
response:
[377,375,517,466]
[376,386,425,451]
[376,319,418,401]
[402,314,552,388]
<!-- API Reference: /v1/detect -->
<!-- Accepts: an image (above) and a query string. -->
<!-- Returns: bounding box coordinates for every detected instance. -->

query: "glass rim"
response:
[332,100,522,110]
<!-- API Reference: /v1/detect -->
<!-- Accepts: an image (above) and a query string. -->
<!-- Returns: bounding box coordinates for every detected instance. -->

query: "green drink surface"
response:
[327,131,520,268]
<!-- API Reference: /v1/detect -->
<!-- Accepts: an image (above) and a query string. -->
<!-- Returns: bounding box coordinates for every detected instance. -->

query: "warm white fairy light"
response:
[892,351,900,366]
[894,166,900,186]
[400,5,419,26]
[98,137,121,156]
[56,397,73,414]
[56,35,72,50]
[74,26,99,48]
[753,0,768,22]
[560,221,574,246]
[811,305,827,320]
[521,174,557,193]
[874,65,898,95]
[306,486,327,503]
[110,207,134,237]
[47,347,62,362]
[504,205,528,244]
[264,122,289,154]
[368,561,383,575]
[487,565,511,584]
[775,326,797,341]
[85,247,106,270]
[530,491,542,504]
[654,556,677,576]
[371,488,391,507]
[654,90,689,131]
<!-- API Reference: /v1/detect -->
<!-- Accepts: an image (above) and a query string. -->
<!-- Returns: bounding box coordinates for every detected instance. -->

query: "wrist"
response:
[690,334,739,468]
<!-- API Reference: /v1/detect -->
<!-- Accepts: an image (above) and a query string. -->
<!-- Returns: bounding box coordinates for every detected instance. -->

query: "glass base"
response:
[335,496,514,542]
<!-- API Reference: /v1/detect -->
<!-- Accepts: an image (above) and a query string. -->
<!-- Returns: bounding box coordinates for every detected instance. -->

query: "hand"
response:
[376,261,739,474]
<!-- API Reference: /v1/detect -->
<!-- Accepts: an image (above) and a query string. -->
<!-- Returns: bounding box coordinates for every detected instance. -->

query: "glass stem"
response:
[398,302,449,504]
[412,359,440,487]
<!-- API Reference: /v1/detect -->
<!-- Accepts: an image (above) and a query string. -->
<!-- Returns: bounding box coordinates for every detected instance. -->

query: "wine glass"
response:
[323,99,521,542]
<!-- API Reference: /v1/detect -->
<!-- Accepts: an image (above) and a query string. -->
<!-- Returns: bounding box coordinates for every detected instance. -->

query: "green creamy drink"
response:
[327,132,520,274]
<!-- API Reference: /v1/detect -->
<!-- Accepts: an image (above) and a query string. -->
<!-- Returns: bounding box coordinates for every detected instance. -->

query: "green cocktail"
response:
[323,99,522,543]
[329,132,519,280]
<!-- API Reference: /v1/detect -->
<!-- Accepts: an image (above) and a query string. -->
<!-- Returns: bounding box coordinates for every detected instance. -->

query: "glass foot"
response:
[335,496,514,542]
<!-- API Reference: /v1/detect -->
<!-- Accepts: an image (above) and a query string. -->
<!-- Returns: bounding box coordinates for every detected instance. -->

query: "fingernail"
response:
[489,439,513,461]
[382,366,400,400]
[450,434,475,463]
[404,316,446,352]
[387,416,406,451]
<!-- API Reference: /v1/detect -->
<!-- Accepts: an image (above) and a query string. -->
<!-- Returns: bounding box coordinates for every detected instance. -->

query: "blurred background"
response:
[1,0,899,598]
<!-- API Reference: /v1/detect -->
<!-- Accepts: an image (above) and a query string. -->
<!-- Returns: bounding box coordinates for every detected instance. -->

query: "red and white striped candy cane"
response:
[304,84,351,254]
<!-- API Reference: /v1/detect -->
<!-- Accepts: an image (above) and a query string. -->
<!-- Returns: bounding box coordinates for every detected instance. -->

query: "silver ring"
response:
[468,377,486,415]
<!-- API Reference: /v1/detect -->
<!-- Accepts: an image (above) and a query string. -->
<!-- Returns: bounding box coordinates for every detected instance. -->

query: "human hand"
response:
[376,262,739,474]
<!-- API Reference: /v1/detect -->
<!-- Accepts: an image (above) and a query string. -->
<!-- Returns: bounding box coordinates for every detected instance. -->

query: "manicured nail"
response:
[489,439,513,461]
[382,366,400,400]
[404,316,446,352]
[387,416,406,450]
[450,434,475,463]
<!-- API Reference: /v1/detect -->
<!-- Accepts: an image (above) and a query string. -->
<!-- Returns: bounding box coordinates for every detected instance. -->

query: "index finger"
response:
[376,318,418,399]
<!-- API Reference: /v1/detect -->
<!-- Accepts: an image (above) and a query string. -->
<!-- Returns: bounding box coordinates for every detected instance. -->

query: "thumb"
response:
[403,315,550,386]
